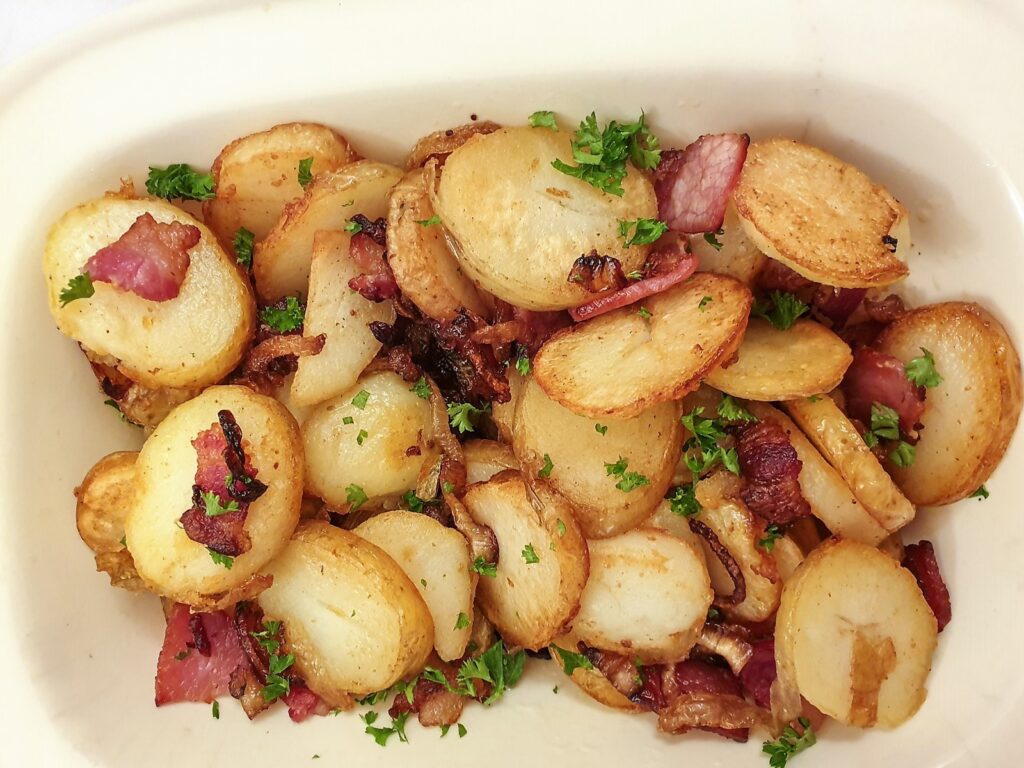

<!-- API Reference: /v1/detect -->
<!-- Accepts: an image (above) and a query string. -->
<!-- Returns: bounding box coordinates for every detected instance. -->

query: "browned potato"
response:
[463,439,519,485]
[253,161,402,302]
[462,471,589,650]
[733,138,911,288]
[289,230,395,407]
[405,121,501,169]
[387,168,487,320]
[875,302,1023,505]
[706,318,853,401]
[432,126,656,310]
[570,529,711,663]
[203,122,358,245]
[533,274,752,418]
[775,539,937,728]
[784,396,916,534]
[44,197,255,390]
[689,202,766,286]
[512,376,683,538]
[125,386,302,608]
[257,521,433,703]
[551,633,644,713]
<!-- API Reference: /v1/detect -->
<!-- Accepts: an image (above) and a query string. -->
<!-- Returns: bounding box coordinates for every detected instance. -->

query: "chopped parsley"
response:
[472,557,497,578]
[447,401,489,434]
[889,441,916,468]
[970,485,989,500]
[211,701,220,719]
[59,273,94,306]
[637,306,652,320]
[595,423,608,435]
[344,219,363,234]
[458,723,468,738]
[666,483,700,517]
[680,406,741,477]
[605,456,651,492]
[522,543,540,564]
[401,491,432,513]
[905,347,943,388]
[528,110,558,130]
[626,269,643,280]
[346,484,369,511]
[699,295,713,311]
[174,650,190,661]
[556,518,567,537]
[538,453,554,478]
[356,429,368,445]
[550,645,594,676]
[342,416,354,425]
[202,490,240,517]
[414,214,442,227]
[751,291,810,331]
[717,394,757,424]
[758,524,783,552]
[454,612,471,630]
[422,640,525,706]
[260,296,304,333]
[297,157,314,188]
[363,710,410,747]
[103,398,140,427]
[351,389,371,409]
[762,717,816,767]
[262,653,295,703]
[703,229,725,251]
[861,402,916,467]
[515,349,531,377]
[233,227,255,268]
[551,111,661,196]
[410,377,432,399]
[442,481,455,494]
[145,164,215,201]
[208,549,234,569]
[618,217,668,247]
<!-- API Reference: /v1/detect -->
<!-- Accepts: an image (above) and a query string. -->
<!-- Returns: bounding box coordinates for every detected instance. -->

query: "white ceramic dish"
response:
[2,0,1023,765]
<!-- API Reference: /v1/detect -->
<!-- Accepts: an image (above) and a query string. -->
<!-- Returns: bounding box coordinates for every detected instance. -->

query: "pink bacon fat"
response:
[655,133,750,234]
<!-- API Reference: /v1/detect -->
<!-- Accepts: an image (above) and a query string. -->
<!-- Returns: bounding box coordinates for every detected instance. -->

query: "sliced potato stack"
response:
[689,202,766,286]
[707,318,853,401]
[512,377,682,538]
[354,511,475,662]
[432,126,656,311]
[257,521,433,702]
[302,371,440,510]
[462,470,589,650]
[463,439,520,485]
[733,138,911,288]
[203,122,358,245]
[253,160,402,302]
[289,230,395,407]
[875,302,1022,505]
[43,197,255,390]
[533,273,752,418]
[125,386,303,607]
[570,528,711,663]
[775,539,938,727]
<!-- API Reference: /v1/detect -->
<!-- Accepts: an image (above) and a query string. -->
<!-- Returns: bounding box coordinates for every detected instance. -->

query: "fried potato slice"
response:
[689,201,766,286]
[463,439,519,485]
[784,396,915,533]
[432,126,655,310]
[462,470,588,650]
[125,386,302,608]
[289,231,395,407]
[354,511,475,662]
[733,138,911,288]
[302,371,440,509]
[257,520,433,702]
[387,168,487,320]
[550,633,644,713]
[748,402,889,545]
[775,539,937,728]
[706,318,853,401]
[570,528,711,663]
[44,196,255,390]
[533,274,752,418]
[405,121,501,169]
[512,376,682,538]
[875,302,1023,505]
[253,160,402,302]
[203,122,358,245]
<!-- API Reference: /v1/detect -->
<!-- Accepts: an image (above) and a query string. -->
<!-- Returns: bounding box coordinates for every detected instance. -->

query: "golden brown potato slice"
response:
[775,539,937,728]
[203,122,358,245]
[354,511,475,662]
[302,371,439,509]
[432,126,656,311]
[748,402,889,545]
[44,196,255,389]
[289,231,395,407]
[387,168,487,320]
[463,439,519,485]
[875,302,1023,505]
[125,386,302,608]
[733,138,911,288]
[253,160,402,302]
[462,471,589,650]
[688,202,766,286]
[533,274,752,418]
[570,529,711,663]
[512,376,682,538]
[784,396,916,533]
[706,318,853,401]
[257,521,433,702]
[550,633,644,713]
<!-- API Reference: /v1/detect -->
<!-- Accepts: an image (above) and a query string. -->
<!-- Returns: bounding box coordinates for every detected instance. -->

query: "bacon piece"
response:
[738,638,776,710]
[388,666,465,727]
[567,251,627,294]
[758,259,813,293]
[902,541,952,632]
[813,286,868,326]
[630,662,668,712]
[348,230,399,302]
[655,134,750,234]
[662,659,751,741]
[737,421,811,525]
[283,684,334,723]
[429,310,511,403]
[156,603,251,705]
[585,648,642,699]
[863,294,907,324]
[568,242,698,322]
[235,333,326,393]
[473,303,570,357]
[85,213,199,301]
[842,346,925,434]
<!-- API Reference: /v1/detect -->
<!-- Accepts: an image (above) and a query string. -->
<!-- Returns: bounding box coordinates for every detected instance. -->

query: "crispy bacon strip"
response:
[902,541,952,631]
[842,346,925,435]
[155,604,250,705]
[737,421,811,525]
[85,212,199,301]
[388,665,465,727]
[655,133,750,234]
[659,659,757,741]
[348,228,399,302]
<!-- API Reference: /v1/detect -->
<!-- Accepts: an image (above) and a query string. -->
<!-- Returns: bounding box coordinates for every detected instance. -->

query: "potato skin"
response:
[76,451,139,555]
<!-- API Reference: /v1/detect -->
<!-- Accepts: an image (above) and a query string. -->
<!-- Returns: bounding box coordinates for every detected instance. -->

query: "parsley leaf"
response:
[905,347,943,388]
[297,157,314,188]
[344,218,363,234]
[59,273,95,306]
[666,484,701,517]
[680,406,740,477]
[515,349,531,377]
[889,441,916,468]
[174,650,190,661]
[605,456,650,492]
[868,402,901,442]
[442,481,455,494]
[402,490,427,512]
[522,543,540,564]
[458,723,468,738]
[356,429,368,445]
[538,453,554,478]
[454,612,471,630]
[762,717,816,767]
[363,711,410,747]
[751,291,810,331]
[758,524,782,552]
[550,644,595,676]
[410,377,432,399]
[208,549,234,569]
[415,214,441,227]
[717,394,757,424]
[351,390,371,409]
[703,229,725,251]
[233,227,255,268]
[202,490,240,517]
[556,518,567,537]
[342,416,354,425]
[699,295,713,311]
[618,218,668,247]
[637,306,652,320]
[970,485,989,500]
[346,484,369,511]
[528,110,558,130]
[471,557,497,578]
[457,640,526,706]
[551,112,661,196]
[211,700,220,719]
[447,401,489,434]
[146,164,215,201]
[260,296,304,332]
[595,423,608,435]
